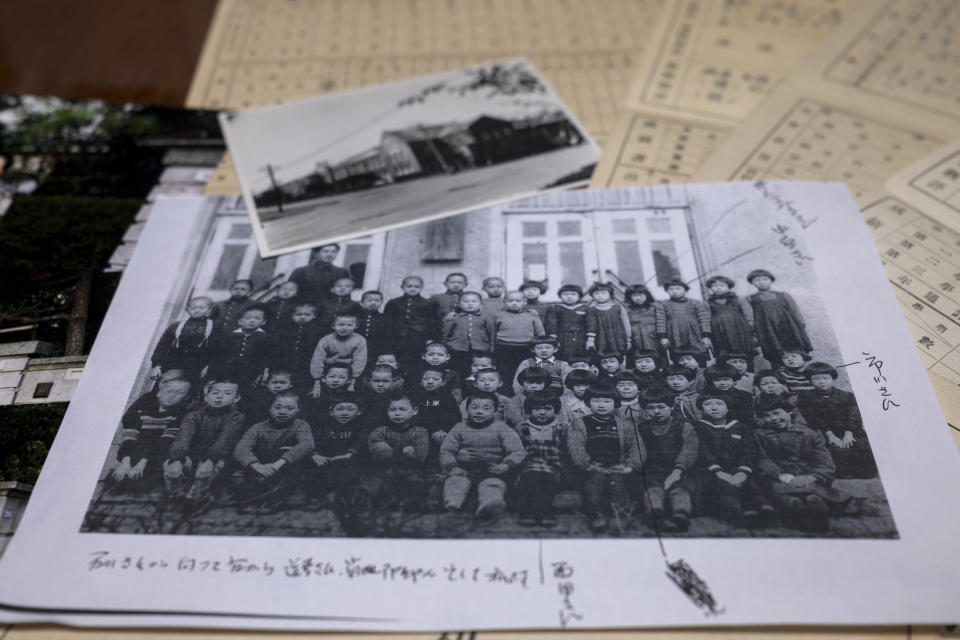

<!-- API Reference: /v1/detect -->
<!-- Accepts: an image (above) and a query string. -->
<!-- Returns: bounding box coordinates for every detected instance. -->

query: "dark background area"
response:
[0,0,217,106]
[0,1,219,483]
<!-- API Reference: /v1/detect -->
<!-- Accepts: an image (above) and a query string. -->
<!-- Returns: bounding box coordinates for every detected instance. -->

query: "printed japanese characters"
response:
[219,58,600,257]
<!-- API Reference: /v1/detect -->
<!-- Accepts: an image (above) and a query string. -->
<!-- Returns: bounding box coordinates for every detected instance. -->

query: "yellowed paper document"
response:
[590,0,854,188]
[887,138,960,235]
[694,0,960,197]
[187,0,665,194]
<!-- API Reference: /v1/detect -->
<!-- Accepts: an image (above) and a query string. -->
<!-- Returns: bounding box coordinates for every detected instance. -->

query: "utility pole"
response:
[264,163,284,213]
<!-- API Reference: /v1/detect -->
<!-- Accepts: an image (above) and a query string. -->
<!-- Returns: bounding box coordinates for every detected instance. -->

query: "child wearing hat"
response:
[519,280,550,318]
[797,362,877,479]
[545,284,598,362]
[746,269,812,367]
[705,276,756,361]
[588,282,631,356]
[624,284,660,352]
[655,278,712,356]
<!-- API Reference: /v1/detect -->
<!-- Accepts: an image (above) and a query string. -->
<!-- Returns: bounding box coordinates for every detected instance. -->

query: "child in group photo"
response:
[746,269,812,368]
[92,248,888,542]
[566,387,644,533]
[588,281,631,356]
[232,390,314,514]
[545,284,597,362]
[440,391,525,518]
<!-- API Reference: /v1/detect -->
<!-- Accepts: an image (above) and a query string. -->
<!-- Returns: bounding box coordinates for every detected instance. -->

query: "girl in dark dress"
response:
[746,269,812,366]
[545,284,598,362]
[624,284,659,352]
[588,282,631,356]
[705,276,756,361]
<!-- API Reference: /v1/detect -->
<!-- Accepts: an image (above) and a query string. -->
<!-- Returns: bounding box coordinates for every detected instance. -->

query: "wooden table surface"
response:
[0,0,217,105]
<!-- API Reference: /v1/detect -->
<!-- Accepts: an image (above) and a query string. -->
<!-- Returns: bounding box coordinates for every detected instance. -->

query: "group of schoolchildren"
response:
[110,249,877,535]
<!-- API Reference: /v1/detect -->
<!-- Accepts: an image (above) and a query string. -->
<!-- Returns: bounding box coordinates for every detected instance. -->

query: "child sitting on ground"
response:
[797,362,877,479]
[113,378,193,490]
[566,386,644,533]
[306,392,367,513]
[233,390,314,513]
[360,391,431,510]
[635,386,699,532]
[440,391,525,518]
[164,378,247,504]
[514,391,567,527]
[754,395,844,532]
[694,390,773,528]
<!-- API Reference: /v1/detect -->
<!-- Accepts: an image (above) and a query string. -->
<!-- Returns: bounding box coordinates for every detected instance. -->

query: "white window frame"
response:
[505,212,599,295]
[503,207,699,300]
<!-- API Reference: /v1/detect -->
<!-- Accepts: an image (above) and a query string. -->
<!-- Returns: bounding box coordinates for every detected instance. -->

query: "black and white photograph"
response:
[4,183,960,630]
[78,184,897,541]
[219,58,601,257]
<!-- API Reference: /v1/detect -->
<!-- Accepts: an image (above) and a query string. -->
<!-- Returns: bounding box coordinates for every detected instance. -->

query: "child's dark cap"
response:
[747,269,775,283]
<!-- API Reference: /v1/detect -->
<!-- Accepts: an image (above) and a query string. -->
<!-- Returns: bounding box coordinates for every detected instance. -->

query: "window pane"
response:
[523,242,548,281]
[228,223,252,239]
[611,218,636,234]
[342,244,371,287]
[614,240,644,283]
[559,242,587,287]
[647,217,672,233]
[651,240,681,285]
[557,220,581,236]
[522,221,546,237]
[211,244,246,289]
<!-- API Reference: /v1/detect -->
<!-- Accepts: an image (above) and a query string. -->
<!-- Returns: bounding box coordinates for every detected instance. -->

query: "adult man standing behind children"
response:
[288,244,350,306]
